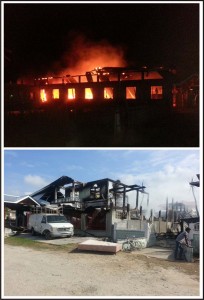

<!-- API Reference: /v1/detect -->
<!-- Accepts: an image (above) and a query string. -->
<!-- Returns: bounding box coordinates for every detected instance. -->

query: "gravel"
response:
[3,244,200,297]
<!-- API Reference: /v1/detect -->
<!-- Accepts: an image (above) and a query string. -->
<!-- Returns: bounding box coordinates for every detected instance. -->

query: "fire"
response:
[151,86,163,100]
[52,89,59,99]
[126,87,136,99]
[85,88,93,99]
[104,87,113,99]
[68,88,76,99]
[52,34,126,79]
[40,89,47,102]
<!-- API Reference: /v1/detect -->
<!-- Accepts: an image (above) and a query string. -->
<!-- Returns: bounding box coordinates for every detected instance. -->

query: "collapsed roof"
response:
[4,176,148,211]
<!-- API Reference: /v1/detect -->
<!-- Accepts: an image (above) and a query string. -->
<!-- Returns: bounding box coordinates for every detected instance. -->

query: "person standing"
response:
[174,227,191,260]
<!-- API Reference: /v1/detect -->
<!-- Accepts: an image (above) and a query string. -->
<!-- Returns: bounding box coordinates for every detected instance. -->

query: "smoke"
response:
[50,33,127,76]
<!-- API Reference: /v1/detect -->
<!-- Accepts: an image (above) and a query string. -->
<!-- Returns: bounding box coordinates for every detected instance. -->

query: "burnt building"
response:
[5,66,176,111]
[4,176,148,235]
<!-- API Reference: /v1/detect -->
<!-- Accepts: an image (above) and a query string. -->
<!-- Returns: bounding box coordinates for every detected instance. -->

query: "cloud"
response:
[24,175,49,188]
[111,151,200,213]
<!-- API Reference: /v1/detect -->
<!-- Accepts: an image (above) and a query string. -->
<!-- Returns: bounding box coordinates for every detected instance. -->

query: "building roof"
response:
[4,195,40,210]
[30,175,74,198]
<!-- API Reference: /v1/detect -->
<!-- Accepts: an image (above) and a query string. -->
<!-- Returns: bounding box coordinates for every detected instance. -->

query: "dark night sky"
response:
[4,2,200,82]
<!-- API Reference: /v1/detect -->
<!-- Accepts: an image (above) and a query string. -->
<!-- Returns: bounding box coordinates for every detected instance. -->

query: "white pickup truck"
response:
[28,213,74,240]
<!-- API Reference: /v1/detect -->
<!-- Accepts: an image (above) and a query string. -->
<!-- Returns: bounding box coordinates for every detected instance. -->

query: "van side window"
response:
[41,216,46,223]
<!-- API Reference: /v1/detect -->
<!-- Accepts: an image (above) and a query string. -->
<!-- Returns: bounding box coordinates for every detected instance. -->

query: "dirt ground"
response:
[4,107,199,147]
[3,244,201,297]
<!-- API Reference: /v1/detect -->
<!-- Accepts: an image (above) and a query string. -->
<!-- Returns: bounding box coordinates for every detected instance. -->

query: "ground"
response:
[4,106,199,147]
[3,240,201,298]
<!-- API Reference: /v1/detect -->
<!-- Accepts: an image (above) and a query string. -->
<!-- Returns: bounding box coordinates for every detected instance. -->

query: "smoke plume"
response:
[51,33,127,76]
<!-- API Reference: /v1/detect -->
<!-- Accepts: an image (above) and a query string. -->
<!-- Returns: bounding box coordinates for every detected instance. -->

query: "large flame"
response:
[51,33,126,78]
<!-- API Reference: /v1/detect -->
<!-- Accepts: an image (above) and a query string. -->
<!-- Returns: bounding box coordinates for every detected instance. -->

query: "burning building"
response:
[5,66,176,111]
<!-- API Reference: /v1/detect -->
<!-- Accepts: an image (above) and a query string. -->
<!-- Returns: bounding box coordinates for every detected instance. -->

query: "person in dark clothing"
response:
[174,227,191,260]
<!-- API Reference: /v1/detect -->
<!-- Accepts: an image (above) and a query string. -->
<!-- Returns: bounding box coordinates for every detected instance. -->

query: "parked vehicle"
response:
[28,213,74,239]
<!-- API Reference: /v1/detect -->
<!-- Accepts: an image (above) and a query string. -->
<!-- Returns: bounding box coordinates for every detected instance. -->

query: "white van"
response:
[28,213,74,239]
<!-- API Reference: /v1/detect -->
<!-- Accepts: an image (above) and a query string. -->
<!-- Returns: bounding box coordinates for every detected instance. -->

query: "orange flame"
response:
[68,88,76,99]
[126,87,136,99]
[85,88,93,99]
[52,89,59,99]
[40,89,47,102]
[104,87,113,99]
[51,34,126,78]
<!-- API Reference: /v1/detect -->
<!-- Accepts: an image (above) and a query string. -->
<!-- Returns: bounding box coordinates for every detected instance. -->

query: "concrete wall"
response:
[154,220,173,233]
[74,211,148,240]
[115,229,145,241]
[112,221,157,248]
[75,210,199,254]
[192,233,199,255]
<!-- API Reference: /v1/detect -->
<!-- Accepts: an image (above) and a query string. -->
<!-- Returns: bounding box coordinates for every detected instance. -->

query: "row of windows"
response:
[39,86,163,102]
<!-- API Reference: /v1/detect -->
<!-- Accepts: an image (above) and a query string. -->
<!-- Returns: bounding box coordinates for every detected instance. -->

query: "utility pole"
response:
[172,198,174,224]
[166,197,168,232]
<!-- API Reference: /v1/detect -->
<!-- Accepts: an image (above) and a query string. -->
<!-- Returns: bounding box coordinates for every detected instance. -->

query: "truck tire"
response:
[31,228,36,236]
[44,230,52,240]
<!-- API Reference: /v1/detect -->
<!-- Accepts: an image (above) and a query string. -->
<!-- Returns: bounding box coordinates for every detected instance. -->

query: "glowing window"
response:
[151,86,163,99]
[40,89,47,102]
[85,88,93,99]
[104,87,113,99]
[52,89,59,99]
[126,87,136,99]
[68,88,76,99]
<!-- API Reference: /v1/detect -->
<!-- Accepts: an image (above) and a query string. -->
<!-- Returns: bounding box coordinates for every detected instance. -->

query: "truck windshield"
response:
[46,215,68,223]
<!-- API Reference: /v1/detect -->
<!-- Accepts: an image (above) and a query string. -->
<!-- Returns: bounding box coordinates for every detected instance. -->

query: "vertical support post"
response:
[136,189,139,210]
[172,198,174,224]
[123,186,126,213]
[72,182,75,201]
[159,210,161,233]
[150,209,153,222]
[140,205,143,230]
[166,197,168,232]
[81,213,87,231]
